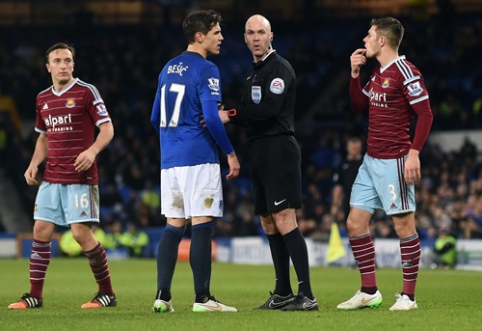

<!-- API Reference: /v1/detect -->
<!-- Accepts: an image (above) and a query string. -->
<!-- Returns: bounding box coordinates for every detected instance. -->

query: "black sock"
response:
[361,287,378,295]
[156,224,185,301]
[283,228,313,299]
[267,233,293,296]
[402,292,415,301]
[190,222,214,302]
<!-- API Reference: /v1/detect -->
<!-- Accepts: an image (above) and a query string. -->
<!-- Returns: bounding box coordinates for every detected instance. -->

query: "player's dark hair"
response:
[370,17,405,49]
[183,10,222,44]
[45,42,76,63]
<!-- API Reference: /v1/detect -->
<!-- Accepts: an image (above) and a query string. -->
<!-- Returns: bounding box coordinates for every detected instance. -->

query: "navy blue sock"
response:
[156,224,185,301]
[267,233,293,296]
[283,228,314,299]
[190,221,214,302]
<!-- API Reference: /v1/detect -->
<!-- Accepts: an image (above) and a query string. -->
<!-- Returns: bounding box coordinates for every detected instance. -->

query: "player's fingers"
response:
[414,170,421,183]
[26,178,38,185]
[404,171,411,185]
[75,160,87,172]
[351,48,366,56]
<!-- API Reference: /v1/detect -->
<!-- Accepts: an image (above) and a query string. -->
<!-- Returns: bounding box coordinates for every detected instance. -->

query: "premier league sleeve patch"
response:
[407,81,424,97]
[208,77,220,96]
[96,103,108,116]
[270,78,285,95]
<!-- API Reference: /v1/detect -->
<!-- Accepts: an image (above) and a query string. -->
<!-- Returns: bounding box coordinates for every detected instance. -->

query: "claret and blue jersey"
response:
[151,51,223,169]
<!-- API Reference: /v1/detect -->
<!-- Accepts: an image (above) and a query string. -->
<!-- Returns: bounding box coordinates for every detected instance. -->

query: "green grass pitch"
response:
[0,259,480,331]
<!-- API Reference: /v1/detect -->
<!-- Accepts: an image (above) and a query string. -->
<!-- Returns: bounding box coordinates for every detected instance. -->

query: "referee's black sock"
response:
[267,233,293,296]
[156,224,185,301]
[283,227,314,299]
[190,221,214,302]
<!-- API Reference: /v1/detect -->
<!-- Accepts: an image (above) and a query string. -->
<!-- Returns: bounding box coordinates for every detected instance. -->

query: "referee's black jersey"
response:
[230,51,296,141]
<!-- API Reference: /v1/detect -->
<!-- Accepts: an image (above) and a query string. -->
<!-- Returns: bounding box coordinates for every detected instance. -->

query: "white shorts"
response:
[161,163,223,219]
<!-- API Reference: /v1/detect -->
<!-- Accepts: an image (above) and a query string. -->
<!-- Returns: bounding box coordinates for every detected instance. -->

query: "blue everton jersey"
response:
[151,52,222,169]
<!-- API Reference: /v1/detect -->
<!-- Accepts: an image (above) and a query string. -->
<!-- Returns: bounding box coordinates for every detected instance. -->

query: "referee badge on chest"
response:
[251,86,262,104]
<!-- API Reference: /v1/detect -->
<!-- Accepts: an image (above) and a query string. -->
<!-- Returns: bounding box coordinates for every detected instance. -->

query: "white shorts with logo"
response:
[350,154,415,215]
[34,182,100,227]
[161,163,223,219]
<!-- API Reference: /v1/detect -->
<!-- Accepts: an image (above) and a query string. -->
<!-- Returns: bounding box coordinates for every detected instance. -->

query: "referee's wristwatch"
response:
[227,109,237,117]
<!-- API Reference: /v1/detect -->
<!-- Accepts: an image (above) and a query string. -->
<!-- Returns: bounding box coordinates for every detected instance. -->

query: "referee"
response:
[219,14,318,311]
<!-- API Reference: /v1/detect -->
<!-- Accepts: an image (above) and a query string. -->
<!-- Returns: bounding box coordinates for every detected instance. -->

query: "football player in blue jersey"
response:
[150,10,240,313]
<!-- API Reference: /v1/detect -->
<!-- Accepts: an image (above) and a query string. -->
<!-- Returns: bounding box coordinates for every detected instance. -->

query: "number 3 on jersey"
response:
[160,83,185,127]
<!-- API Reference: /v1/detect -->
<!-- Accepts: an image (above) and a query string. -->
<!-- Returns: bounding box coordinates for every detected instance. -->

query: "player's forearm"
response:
[203,101,235,155]
[29,133,48,167]
[332,184,343,206]
[90,121,114,155]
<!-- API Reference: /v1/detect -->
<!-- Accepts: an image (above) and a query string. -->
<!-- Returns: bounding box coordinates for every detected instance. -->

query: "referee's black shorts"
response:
[248,135,302,215]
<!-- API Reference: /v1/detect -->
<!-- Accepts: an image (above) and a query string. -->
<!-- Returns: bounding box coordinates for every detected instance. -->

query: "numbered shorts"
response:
[34,182,100,227]
[161,163,223,219]
[350,154,415,215]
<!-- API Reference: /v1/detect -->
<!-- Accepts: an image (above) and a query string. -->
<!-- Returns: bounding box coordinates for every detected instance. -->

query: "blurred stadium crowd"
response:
[1,9,482,243]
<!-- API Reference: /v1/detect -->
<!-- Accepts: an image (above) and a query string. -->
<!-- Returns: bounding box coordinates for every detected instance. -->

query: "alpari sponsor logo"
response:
[167,62,188,76]
[369,87,388,108]
[44,114,72,127]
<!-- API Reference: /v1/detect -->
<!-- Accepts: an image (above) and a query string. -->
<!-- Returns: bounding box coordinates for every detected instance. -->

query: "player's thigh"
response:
[371,157,415,215]
[350,156,382,214]
[34,182,66,226]
[180,164,223,218]
[251,167,267,216]
[62,184,100,225]
[251,136,301,213]
[161,168,184,218]
[162,164,223,218]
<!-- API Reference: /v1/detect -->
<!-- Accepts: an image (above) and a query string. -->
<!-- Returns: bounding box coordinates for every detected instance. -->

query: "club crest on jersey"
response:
[270,78,285,95]
[96,103,108,116]
[251,86,262,104]
[407,81,423,97]
[382,79,390,88]
[66,98,76,108]
[208,77,220,96]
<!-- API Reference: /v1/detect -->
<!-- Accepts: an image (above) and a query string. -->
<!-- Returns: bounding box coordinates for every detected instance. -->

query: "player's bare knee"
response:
[33,221,55,241]
[346,216,369,237]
